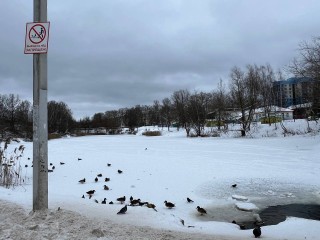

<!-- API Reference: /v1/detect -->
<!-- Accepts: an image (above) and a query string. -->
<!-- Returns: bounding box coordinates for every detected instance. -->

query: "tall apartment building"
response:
[273,77,313,108]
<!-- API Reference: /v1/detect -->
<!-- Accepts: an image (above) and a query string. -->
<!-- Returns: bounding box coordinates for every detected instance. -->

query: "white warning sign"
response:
[24,22,50,54]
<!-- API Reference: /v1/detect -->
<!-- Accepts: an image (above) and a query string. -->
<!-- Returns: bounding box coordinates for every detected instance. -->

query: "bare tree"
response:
[48,101,74,133]
[161,97,173,131]
[229,65,261,136]
[171,90,191,136]
[288,37,320,115]
[188,91,209,136]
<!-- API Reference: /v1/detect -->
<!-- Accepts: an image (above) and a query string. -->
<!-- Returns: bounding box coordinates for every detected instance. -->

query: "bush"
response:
[142,131,161,136]
[0,139,25,188]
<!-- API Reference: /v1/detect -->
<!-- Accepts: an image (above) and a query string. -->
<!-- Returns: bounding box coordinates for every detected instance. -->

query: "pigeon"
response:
[117,196,126,204]
[117,205,127,214]
[78,158,82,161]
[79,178,86,183]
[118,169,123,174]
[107,163,111,167]
[94,177,98,182]
[232,184,237,188]
[86,190,95,195]
[130,199,141,206]
[164,201,175,208]
[97,173,102,177]
[103,185,109,190]
[187,197,194,203]
[104,177,110,182]
[253,226,261,238]
[196,206,207,215]
[101,198,107,204]
[60,162,65,165]
[81,195,85,199]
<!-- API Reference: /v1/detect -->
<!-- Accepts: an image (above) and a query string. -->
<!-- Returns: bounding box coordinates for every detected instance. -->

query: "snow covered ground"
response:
[0,120,320,239]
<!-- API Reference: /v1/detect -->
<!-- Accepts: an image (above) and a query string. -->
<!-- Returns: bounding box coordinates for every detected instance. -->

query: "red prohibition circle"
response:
[29,24,46,44]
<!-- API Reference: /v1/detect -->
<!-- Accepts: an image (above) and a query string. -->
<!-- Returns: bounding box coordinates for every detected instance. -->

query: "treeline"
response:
[1,37,319,139]
[79,63,279,137]
[0,94,75,139]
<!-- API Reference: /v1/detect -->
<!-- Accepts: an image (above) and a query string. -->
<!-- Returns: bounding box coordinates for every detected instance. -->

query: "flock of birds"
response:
[47,157,262,238]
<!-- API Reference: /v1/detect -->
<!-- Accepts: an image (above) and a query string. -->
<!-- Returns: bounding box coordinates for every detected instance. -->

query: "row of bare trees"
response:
[79,63,278,137]
[0,94,75,139]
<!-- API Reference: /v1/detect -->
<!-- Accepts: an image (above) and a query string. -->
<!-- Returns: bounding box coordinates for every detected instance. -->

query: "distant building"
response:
[273,77,313,108]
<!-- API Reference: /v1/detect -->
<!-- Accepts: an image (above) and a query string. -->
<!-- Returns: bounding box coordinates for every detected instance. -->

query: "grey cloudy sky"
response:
[1,0,320,119]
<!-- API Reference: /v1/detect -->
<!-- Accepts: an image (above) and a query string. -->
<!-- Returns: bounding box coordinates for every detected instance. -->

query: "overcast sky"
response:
[1,1,320,119]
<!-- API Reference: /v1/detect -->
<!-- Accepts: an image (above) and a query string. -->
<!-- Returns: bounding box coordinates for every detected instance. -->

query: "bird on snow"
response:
[94,177,98,182]
[130,196,133,202]
[81,195,85,199]
[107,163,111,167]
[253,226,261,238]
[187,197,194,203]
[232,184,237,188]
[60,162,65,165]
[104,177,110,182]
[86,190,95,195]
[78,178,86,184]
[103,185,109,190]
[196,206,207,215]
[117,196,126,204]
[78,158,82,161]
[94,199,99,204]
[118,169,123,174]
[164,201,175,209]
[117,205,127,214]
[49,163,53,166]
[97,173,102,177]
[109,201,114,204]
[101,198,107,204]
[146,202,157,212]
[130,199,141,206]
[52,166,55,170]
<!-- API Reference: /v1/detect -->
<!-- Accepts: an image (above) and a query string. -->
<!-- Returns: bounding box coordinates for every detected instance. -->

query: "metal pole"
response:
[33,0,48,211]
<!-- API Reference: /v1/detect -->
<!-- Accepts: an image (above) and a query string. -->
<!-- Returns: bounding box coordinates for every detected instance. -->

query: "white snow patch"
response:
[235,202,259,211]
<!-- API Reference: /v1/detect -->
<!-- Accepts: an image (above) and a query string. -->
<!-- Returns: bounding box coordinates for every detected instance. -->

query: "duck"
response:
[109,201,114,204]
[130,199,141,206]
[187,197,194,203]
[118,169,123,174]
[103,185,109,190]
[86,190,95,195]
[78,178,86,184]
[78,158,82,161]
[232,184,237,188]
[101,198,107,204]
[107,163,111,167]
[164,200,175,208]
[146,202,157,212]
[81,195,85,199]
[60,162,65,165]
[196,206,207,215]
[104,177,110,182]
[253,226,261,238]
[94,177,98,182]
[117,196,126,204]
[130,196,133,202]
[117,205,127,214]
[97,173,102,177]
